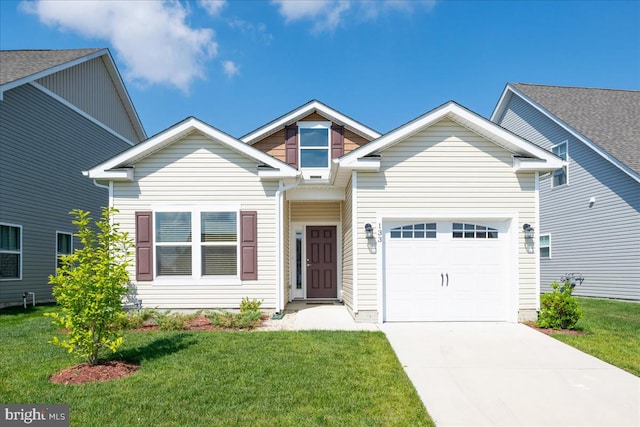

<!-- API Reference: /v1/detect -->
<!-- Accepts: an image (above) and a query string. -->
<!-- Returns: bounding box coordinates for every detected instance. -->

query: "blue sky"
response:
[1,0,639,138]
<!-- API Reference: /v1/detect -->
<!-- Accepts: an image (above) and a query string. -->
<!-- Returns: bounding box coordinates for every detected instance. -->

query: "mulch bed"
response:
[524,321,587,336]
[50,360,140,385]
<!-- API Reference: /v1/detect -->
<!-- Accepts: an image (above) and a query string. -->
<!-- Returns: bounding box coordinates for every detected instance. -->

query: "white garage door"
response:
[384,220,510,322]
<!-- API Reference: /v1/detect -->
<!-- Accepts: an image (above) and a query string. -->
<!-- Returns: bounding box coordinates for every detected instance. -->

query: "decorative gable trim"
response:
[492,84,640,184]
[340,101,564,172]
[84,117,298,181]
[241,100,380,145]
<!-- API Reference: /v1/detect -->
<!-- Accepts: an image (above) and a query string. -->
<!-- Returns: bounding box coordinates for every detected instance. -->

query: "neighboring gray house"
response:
[492,84,640,300]
[0,48,146,307]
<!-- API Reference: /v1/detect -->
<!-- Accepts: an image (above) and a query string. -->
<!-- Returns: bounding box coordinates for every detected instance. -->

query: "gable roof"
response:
[0,48,146,141]
[85,116,298,181]
[492,83,640,181]
[241,99,381,144]
[340,101,564,172]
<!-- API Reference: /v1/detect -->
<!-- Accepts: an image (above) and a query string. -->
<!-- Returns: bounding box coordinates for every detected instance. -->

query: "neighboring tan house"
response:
[492,84,640,301]
[0,48,146,307]
[86,100,562,322]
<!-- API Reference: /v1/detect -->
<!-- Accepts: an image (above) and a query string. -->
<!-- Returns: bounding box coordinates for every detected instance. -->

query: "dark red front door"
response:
[306,226,337,298]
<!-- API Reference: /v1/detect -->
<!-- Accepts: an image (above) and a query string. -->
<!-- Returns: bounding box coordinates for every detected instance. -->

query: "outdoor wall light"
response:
[522,223,535,239]
[364,223,374,239]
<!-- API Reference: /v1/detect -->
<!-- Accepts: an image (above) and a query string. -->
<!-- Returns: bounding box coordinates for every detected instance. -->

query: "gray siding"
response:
[36,57,142,143]
[497,94,640,300]
[0,84,132,307]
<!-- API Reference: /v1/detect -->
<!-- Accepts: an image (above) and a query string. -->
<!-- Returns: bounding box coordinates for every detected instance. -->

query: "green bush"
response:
[117,309,159,330]
[46,208,133,365]
[536,281,583,329]
[207,309,262,329]
[240,297,263,314]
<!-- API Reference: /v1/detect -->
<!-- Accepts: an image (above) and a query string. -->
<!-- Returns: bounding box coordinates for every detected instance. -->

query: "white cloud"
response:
[21,0,218,93]
[222,60,240,78]
[199,0,226,17]
[272,0,437,32]
[228,19,273,44]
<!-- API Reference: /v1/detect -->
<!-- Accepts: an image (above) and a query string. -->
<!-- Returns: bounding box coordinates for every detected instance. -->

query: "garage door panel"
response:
[384,219,510,322]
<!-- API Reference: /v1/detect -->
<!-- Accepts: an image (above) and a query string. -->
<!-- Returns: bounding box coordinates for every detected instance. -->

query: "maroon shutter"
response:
[240,211,257,280]
[285,125,298,168]
[135,211,153,281]
[331,125,344,159]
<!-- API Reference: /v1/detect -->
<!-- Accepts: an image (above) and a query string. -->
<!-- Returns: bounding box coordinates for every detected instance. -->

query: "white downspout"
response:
[275,175,302,313]
[93,180,113,208]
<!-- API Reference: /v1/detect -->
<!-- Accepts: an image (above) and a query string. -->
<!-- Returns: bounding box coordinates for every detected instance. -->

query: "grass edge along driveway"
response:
[0,305,433,427]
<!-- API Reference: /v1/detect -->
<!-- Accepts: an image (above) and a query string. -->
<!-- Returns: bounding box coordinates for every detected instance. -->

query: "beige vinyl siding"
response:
[283,198,290,303]
[341,177,354,311]
[356,119,537,313]
[289,202,341,222]
[112,132,278,309]
[36,57,142,143]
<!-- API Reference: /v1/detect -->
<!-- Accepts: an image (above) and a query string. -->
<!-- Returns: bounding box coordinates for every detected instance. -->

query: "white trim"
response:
[551,140,569,188]
[340,102,564,172]
[55,231,73,274]
[86,117,298,181]
[351,171,359,314]
[535,172,541,310]
[30,82,134,146]
[0,222,22,281]
[286,187,345,201]
[288,226,305,301]
[241,100,381,144]
[495,84,640,184]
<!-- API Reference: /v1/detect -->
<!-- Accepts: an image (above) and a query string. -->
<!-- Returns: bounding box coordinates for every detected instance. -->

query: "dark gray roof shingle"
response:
[0,48,102,86]
[513,83,640,176]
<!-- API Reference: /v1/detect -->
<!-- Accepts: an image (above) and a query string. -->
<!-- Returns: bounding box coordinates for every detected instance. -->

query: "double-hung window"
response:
[298,122,330,169]
[552,141,568,187]
[539,234,551,259]
[155,210,238,278]
[56,232,73,270]
[0,224,21,280]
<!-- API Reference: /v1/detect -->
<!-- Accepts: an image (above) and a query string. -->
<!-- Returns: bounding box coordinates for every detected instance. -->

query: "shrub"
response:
[46,208,133,365]
[536,281,583,329]
[117,309,159,330]
[240,297,263,314]
[207,309,263,330]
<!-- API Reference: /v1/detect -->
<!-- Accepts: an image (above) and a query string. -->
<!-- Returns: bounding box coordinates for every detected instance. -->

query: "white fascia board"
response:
[241,100,381,144]
[86,117,298,179]
[0,49,107,96]
[258,169,299,180]
[500,84,640,184]
[341,101,560,167]
[513,157,564,173]
[490,84,512,122]
[85,168,134,181]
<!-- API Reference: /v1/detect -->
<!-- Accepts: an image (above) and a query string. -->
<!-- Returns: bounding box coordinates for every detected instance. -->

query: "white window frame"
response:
[539,234,551,259]
[298,121,331,179]
[55,231,73,273]
[0,223,22,281]
[551,140,569,188]
[153,206,240,282]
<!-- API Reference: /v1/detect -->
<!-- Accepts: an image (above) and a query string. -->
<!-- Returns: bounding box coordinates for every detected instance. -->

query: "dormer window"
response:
[298,122,331,168]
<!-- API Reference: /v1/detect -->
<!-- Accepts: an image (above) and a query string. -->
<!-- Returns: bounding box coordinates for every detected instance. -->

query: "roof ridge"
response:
[514,83,640,93]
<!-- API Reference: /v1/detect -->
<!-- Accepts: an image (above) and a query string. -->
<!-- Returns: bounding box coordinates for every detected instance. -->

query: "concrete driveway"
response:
[381,322,640,427]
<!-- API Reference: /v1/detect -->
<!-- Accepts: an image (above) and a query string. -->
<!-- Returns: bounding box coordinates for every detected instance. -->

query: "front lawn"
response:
[0,305,433,426]
[550,297,640,376]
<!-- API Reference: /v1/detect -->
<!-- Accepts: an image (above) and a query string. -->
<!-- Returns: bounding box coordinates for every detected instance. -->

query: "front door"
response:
[306,226,337,298]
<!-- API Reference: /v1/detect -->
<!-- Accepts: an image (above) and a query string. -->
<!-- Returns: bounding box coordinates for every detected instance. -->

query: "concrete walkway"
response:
[381,322,640,427]
[292,303,378,331]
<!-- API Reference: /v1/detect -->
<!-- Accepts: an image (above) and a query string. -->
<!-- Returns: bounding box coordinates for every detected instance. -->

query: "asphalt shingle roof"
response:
[0,48,102,86]
[513,83,640,176]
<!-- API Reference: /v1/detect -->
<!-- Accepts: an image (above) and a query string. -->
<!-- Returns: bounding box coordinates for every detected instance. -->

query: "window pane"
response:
[202,212,237,242]
[300,149,329,167]
[553,168,567,186]
[552,143,567,160]
[0,225,20,251]
[539,235,549,246]
[157,246,192,275]
[299,128,329,147]
[57,234,72,254]
[452,223,462,231]
[390,230,401,238]
[202,246,237,275]
[156,213,191,242]
[0,253,20,278]
[540,247,550,258]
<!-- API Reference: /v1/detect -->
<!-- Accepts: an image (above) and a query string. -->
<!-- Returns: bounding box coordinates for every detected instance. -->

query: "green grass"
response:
[0,305,433,426]
[550,297,640,376]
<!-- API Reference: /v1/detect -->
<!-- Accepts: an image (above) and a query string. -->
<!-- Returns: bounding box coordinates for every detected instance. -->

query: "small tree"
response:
[536,281,583,330]
[46,208,133,365]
